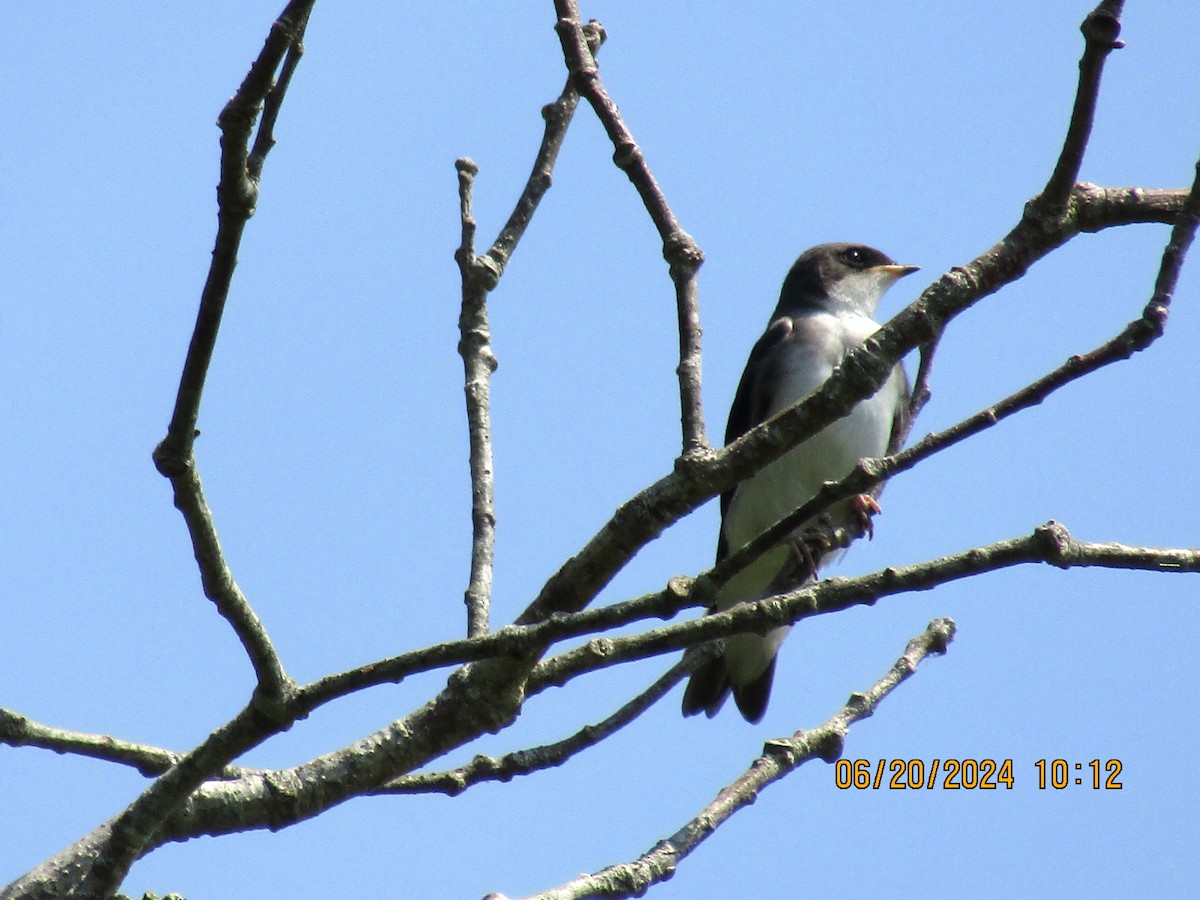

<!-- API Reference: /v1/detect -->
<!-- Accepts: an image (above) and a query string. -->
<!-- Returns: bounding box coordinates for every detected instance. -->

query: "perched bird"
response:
[681,242,918,723]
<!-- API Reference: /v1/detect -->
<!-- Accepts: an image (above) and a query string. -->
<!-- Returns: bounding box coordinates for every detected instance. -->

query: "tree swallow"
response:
[682,242,918,723]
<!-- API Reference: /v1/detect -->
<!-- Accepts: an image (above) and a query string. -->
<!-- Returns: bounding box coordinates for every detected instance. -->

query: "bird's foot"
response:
[788,524,830,580]
[850,494,882,540]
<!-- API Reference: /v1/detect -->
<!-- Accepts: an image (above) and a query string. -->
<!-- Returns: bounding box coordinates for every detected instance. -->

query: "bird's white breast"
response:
[721,310,900,580]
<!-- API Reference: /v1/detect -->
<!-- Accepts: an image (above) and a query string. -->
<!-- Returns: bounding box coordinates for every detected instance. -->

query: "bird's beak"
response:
[877,264,920,279]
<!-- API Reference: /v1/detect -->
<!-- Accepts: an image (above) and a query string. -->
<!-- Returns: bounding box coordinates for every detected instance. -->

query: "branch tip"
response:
[1081,7,1124,50]
[925,617,957,654]
[583,19,607,50]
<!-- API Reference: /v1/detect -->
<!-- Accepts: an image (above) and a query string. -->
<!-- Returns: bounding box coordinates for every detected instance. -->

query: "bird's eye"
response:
[839,246,865,267]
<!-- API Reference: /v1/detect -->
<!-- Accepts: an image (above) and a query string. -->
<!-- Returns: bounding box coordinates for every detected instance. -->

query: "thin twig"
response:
[504,619,957,900]
[456,158,498,638]
[147,2,315,702]
[906,334,942,430]
[484,21,604,277]
[153,2,314,471]
[248,15,309,180]
[375,651,708,797]
[0,709,182,777]
[172,464,293,702]
[0,708,259,781]
[455,24,603,637]
[1149,157,1200,315]
[1042,1,1126,210]
[553,3,708,455]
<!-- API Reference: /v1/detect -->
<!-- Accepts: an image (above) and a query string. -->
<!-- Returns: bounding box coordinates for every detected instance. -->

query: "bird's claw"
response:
[851,494,882,540]
[786,530,824,581]
[786,517,835,581]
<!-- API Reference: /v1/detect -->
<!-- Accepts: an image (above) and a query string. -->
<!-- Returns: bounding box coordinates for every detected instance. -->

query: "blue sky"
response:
[2,3,1198,898]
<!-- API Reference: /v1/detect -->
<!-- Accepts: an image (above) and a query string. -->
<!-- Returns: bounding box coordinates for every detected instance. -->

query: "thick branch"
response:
[504,619,957,900]
[143,653,533,850]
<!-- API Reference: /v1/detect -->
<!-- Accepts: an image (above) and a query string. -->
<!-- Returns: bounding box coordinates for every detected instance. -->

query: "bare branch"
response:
[167,464,293,703]
[455,24,603,637]
[1042,2,1126,210]
[1150,159,1200,315]
[483,21,604,277]
[0,709,263,782]
[147,2,318,703]
[455,158,498,638]
[527,524,1199,692]
[14,517,1193,874]
[153,1,315,471]
[0,709,181,778]
[505,619,957,900]
[38,654,536,888]
[376,652,708,797]
[553,3,707,455]
[10,6,321,897]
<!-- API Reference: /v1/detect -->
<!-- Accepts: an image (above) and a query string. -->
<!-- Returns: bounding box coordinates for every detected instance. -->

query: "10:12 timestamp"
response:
[1034,759,1123,790]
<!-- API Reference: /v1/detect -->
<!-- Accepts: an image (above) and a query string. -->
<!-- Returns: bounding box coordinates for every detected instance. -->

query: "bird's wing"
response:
[888,365,913,453]
[716,316,795,562]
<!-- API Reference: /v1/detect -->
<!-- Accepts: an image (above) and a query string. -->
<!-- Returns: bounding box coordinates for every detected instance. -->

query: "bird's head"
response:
[777,242,919,318]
